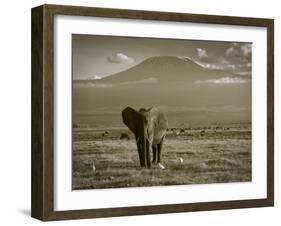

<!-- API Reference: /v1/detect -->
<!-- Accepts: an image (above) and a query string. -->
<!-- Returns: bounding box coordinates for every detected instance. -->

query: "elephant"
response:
[121,106,168,168]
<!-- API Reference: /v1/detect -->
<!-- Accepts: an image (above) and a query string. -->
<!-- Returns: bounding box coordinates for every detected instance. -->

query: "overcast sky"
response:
[72,34,252,80]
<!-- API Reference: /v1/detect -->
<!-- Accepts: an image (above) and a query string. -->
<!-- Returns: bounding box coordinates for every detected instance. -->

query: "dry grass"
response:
[72,125,251,190]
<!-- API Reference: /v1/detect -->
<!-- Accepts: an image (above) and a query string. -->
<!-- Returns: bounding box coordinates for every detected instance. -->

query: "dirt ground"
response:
[72,124,251,190]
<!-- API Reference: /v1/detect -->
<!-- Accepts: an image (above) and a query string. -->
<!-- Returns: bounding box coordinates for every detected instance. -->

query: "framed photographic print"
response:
[31,4,274,221]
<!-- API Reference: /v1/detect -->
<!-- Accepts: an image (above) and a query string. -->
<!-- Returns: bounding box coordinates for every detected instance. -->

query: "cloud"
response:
[107,53,134,63]
[225,47,239,58]
[195,77,250,84]
[193,44,252,78]
[225,43,252,63]
[195,61,224,70]
[93,76,101,80]
[226,63,251,69]
[234,71,251,76]
[177,56,192,61]
[120,77,158,85]
[74,82,112,88]
[241,44,251,56]
[197,48,208,59]
[195,48,228,68]
[195,58,252,79]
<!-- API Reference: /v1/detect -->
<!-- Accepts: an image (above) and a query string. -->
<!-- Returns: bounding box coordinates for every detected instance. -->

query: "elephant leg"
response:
[157,137,164,164]
[142,140,147,168]
[145,140,151,168]
[152,145,157,164]
[137,142,145,167]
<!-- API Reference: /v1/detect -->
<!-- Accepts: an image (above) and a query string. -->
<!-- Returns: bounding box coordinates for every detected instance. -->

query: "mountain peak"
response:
[99,55,235,84]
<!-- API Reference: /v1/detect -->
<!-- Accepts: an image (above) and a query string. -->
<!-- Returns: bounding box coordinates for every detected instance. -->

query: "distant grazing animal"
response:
[120,132,130,140]
[122,106,168,168]
[200,130,205,136]
[180,128,185,134]
[171,128,180,135]
[102,131,109,137]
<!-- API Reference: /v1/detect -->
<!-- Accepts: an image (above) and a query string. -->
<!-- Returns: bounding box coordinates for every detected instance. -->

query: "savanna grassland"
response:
[72,124,251,190]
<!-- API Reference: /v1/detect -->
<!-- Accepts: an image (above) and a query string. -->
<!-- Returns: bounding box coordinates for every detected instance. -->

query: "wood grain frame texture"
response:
[31,4,274,221]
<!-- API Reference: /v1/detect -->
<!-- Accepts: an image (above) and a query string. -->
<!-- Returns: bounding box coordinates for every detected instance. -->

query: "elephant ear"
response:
[122,107,140,135]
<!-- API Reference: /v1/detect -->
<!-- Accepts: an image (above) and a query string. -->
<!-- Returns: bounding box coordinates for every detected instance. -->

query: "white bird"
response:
[92,161,96,172]
[179,157,184,164]
[158,163,165,169]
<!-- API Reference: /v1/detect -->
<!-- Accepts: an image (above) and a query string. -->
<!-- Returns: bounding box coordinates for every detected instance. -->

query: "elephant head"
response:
[121,106,168,168]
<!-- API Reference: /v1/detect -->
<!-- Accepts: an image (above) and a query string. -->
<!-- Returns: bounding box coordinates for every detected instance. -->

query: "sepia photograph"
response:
[72,34,252,190]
